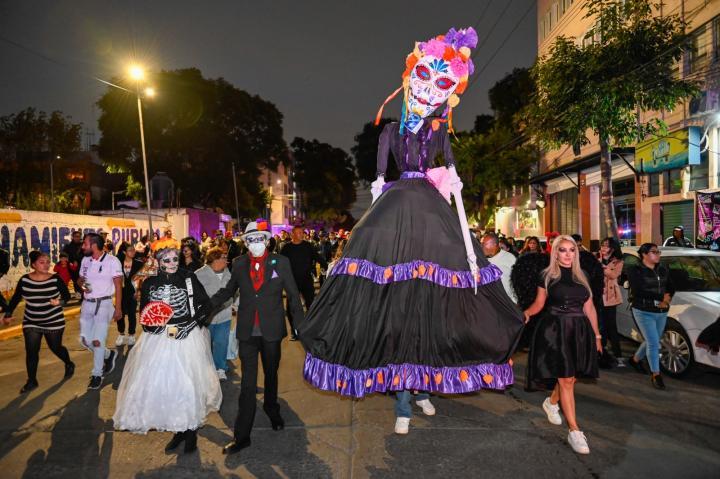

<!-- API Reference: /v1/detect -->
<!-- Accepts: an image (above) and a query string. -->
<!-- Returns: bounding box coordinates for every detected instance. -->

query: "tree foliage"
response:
[0,108,83,211]
[97,68,287,216]
[291,137,357,221]
[488,67,534,131]
[351,118,399,184]
[527,0,698,239]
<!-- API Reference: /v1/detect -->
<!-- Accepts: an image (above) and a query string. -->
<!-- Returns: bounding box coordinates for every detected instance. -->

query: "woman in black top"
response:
[115,242,144,347]
[3,251,74,393]
[523,235,602,455]
[180,242,202,272]
[626,243,675,389]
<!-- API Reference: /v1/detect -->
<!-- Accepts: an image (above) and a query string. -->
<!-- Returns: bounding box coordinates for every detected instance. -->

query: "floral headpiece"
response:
[375,27,478,134]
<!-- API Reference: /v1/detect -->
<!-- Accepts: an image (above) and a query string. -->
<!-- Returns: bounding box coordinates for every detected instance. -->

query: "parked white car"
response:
[617,247,720,377]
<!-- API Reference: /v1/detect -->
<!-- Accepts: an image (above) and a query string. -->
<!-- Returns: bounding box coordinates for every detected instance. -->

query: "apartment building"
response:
[512,0,720,248]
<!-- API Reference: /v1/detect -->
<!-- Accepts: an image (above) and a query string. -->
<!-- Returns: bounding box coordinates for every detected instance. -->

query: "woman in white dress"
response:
[113,246,221,454]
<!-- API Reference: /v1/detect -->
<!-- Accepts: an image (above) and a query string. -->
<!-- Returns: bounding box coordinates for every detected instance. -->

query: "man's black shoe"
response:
[269,414,285,431]
[87,376,102,390]
[222,438,251,455]
[651,374,666,390]
[165,432,185,452]
[103,350,117,376]
[64,361,75,379]
[628,356,646,374]
[20,380,39,394]
[183,430,197,453]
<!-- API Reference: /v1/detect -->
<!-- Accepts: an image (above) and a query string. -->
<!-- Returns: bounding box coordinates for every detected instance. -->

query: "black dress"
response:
[527,267,598,389]
[299,122,524,397]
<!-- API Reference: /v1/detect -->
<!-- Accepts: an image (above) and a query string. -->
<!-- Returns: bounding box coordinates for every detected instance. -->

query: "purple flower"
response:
[468,58,475,76]
[444,27,478,50]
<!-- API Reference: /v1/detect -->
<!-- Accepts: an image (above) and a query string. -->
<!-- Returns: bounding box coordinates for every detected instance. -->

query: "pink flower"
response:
[449,57,468,77]
[422,39,447,58]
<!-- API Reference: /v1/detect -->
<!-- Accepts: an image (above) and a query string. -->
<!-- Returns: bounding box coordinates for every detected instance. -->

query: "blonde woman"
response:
[523,235,602,455]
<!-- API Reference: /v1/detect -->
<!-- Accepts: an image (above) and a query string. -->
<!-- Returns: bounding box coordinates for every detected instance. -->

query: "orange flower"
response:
[418,264,427,276]
[483,374,494,384]
[393,375,400,386]
[366,378,373,388]
[434,373,443,385]
[384,267,393,279]
[442,46,456,61]
[424,374,430,385]
[405,53,419,70]
[348,262,358,275]
[377,371,384,384]
[452,274,458,286]
[427,265,435,276]
[459,370,469,382]
[455,80,468,95]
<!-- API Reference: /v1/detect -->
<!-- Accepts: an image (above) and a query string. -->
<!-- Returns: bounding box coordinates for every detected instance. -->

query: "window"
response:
[613,178,635,197]
[660,256,720,292]
[648,173,660,197]
[688,25,709,74]
[552,188,578,235]
[664,169,682,194]
[690,151,709,191]
[552,2,559,25]
[714,17,720,61]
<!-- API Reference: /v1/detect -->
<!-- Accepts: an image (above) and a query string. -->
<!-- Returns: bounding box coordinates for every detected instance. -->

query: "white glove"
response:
[447,165,463,192]
[370,175,386,204]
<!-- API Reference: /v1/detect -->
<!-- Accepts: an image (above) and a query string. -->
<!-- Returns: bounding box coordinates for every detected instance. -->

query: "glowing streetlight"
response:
[128,64,145,81]
[144,87,156,98]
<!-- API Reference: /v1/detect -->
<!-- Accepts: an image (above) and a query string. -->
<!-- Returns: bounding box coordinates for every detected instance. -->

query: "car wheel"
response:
[660,319,694,378]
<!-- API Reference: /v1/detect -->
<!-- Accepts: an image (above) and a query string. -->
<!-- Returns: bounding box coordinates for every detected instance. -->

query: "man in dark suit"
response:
[206,220,305,455]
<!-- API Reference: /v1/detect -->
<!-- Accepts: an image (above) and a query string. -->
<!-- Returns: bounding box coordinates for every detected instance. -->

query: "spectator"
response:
[520,236,542,255]
[0,246,9,313]
[626,243,675,389]
[104,240,115,255]
[225,231,241,266]
[194,247,233,380]
[134,234,150,260]
[180,243,203,273]
[3,251,74,393]
[481,232,517,303]
[280,225,327,340]
[663,226,693,248]
[62,230,84,295]
[115,242,144,347]
[599,237,624,364]
[53,252,77,289]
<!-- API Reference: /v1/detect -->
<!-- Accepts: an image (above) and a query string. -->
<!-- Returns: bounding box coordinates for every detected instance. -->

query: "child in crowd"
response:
[53,253,77,289]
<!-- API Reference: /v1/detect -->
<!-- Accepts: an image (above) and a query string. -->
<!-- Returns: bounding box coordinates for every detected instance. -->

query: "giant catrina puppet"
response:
[298,28,524,398]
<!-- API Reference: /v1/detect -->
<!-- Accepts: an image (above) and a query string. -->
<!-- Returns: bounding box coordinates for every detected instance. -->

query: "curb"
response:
[0,306,82,341]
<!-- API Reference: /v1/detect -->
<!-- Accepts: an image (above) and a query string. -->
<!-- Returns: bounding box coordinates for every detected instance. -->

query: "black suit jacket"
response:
[210,253,304,342]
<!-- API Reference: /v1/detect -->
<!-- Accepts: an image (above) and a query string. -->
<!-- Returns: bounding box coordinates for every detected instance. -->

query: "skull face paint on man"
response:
[245,233,267,258]
[157,248,180,274]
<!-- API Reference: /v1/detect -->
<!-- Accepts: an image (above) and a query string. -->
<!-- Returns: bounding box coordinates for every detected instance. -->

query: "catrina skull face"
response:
[157,249,179,274]
[408,56,459,123]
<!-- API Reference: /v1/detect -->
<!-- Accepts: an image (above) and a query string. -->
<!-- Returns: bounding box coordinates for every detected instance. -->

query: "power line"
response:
[473,0,517,57]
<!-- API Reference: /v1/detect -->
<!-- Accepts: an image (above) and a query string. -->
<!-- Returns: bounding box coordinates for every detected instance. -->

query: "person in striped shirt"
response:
[3,251,74,393]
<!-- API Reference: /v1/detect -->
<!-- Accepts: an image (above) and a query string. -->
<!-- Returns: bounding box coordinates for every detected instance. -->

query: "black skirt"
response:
[526,311,599,390]
[299,175,524,397]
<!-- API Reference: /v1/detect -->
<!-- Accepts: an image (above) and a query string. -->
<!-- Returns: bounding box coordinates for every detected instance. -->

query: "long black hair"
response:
[601,236,623,261]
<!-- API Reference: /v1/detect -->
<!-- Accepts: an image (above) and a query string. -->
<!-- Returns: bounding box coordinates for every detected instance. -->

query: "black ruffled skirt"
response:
[298,175,524,397]
[526,310,599,391]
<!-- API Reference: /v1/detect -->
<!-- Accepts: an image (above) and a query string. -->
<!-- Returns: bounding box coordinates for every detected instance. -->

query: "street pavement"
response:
[0,309,719,478]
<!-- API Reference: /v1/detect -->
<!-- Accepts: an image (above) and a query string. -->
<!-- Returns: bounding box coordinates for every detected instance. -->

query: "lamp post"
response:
[128,65,155,237]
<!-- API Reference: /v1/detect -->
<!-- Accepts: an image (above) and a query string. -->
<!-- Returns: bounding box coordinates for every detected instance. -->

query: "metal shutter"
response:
[662,201,695,244]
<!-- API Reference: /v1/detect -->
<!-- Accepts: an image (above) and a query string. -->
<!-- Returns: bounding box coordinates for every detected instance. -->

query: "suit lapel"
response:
[259,254,275,291]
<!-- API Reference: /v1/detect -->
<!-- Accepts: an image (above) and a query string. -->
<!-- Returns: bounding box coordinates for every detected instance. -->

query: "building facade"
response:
[525,0,720,249]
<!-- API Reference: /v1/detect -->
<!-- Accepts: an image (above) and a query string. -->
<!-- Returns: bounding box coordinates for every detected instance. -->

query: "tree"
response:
[488,67,534,131]
[527,0,698,239]
[291,137,357,221]
[97,68,287,216]
[0,108,82,211]
[351,118,399,184]
[473,114,495,134]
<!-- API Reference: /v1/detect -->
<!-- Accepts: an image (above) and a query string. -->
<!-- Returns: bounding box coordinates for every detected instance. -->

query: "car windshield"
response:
[661,256,720,292]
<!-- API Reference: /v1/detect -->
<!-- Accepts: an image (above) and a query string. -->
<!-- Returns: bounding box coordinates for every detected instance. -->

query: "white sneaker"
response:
[126,335,136,346]
[394,417,410,435]
[217,369,227,381]
[568,430,590,454]
[543,397,562,425]
[416,399,436,416]
[114,335,125,347]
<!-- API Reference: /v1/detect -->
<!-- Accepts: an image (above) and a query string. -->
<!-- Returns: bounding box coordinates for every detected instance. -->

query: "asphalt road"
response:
[0,309,718,478]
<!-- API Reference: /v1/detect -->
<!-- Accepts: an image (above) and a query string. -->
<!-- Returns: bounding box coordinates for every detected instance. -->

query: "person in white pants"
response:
[78,233,123,390]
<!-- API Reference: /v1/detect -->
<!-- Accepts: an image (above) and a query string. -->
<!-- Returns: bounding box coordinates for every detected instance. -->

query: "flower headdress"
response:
[375,27,478,134]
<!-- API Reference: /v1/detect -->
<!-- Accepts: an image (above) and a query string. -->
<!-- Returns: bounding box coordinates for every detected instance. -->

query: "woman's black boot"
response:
[165,432,185,452]
[20,379,39,394]
[183,429,197,453]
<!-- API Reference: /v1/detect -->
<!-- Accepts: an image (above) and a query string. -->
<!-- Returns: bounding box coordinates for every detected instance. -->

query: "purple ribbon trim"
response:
[329,257,502,289]
[381,171,427,194]
[303,353,514,398]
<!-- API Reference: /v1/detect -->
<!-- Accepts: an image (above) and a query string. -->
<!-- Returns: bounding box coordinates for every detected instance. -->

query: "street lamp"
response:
[127,64,155,237]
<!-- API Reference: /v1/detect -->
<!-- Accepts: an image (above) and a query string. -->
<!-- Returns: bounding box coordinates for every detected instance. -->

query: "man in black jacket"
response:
[63,230,84,297]
[280,225,327,339]
[207,220,305,455]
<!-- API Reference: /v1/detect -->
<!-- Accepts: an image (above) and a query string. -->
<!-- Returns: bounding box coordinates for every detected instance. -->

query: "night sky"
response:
[0,0,537,153]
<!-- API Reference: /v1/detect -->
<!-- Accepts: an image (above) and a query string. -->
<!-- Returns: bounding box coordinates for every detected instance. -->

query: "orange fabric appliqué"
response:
[393,375,400,386]
[418,264,427,276]
[348,262,358,275]
[384,267,393,279]
[366,378,373,388]
[434,373,442,385]
[377,371,384,384]
[459,370,469,382]
[483,374,494,384]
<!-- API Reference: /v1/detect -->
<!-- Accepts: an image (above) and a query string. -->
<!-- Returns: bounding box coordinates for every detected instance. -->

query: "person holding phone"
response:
[3,251,74,394]
[523,235,602,455]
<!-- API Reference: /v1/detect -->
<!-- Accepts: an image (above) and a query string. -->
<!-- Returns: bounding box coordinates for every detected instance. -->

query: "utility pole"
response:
[231,162,241,232]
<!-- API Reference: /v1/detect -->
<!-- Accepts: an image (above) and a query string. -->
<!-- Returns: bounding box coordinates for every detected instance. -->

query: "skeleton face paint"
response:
[408,56,459,123]
[157,249,180,274]
[245,234,267,257]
